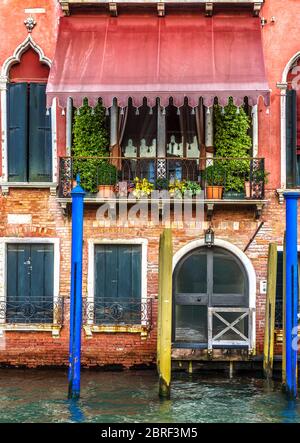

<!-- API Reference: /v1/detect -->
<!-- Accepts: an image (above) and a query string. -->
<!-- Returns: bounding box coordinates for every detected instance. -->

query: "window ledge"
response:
[0,323,62,338]
[1,182,57,195]
[83,324,150,339]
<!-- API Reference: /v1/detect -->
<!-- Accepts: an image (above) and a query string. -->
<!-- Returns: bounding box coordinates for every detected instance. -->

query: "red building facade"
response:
[0,0,299,369]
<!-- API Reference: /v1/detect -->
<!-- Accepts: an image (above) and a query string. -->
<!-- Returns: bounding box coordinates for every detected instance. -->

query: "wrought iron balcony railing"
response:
[83,298,153,329]
[0,296,64,325]
[58,156,265,200]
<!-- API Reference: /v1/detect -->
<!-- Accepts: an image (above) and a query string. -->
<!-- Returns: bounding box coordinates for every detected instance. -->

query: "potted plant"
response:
[72,99,109,193]
[213,98,252,200]
[204,163,225,199]
[132,177,154,199]
[223,165,248,199]
[183,181,202,198]
[97,162,118,197]
[168,179,187,198]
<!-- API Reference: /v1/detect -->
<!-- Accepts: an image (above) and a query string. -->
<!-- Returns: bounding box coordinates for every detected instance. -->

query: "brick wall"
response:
[0,188,293,368]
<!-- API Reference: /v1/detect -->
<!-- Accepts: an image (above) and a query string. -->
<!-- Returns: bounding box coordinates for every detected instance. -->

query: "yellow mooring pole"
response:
[282,233,286,387]
[157,228,173,398]
[263,243,278,379]
[156,235,163,370]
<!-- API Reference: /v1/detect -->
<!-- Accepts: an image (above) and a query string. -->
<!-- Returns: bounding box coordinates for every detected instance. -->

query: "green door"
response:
[6,243,54,323]
[173,246,248,345]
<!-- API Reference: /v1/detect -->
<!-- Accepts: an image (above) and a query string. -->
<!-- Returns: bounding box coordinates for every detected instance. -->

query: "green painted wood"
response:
[95,245,106,303]
[30,244,54,301]
[131,246,141,301]
[29,83,52,182]
[286,89,297,188]
[6,243,54,323]
[7,83,28,182]
[95,245,142,302]
[118,245,131,300]
[263,243,278,379]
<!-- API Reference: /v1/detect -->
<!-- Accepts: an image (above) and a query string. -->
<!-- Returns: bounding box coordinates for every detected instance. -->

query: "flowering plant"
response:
[168,179,187,197]
[132,177,154,198]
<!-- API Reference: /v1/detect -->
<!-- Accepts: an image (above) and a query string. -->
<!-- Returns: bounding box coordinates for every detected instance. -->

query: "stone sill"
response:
[1,182,57,195]
[0,324,62,338]
[83,324,150,339]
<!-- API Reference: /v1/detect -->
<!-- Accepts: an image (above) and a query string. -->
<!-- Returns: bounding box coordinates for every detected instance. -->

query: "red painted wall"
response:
[10,48,49,83]
[259,0,300,189]
[0,0,299,367]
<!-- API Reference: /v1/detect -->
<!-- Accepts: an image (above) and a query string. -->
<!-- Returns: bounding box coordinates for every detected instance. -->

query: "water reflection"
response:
[281,399,298,423]
[0,369,300,423]
[68,399,85,423]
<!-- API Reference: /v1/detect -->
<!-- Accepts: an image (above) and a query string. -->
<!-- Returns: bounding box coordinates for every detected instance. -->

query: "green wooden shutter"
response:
[7,83,28,182]
[6,243,54,323]
[95,245,107,303]
[286,89,297,188]
[29,83,52,182]
[30,244,54,323]
[94,244,142,324]
[6,244,31,322]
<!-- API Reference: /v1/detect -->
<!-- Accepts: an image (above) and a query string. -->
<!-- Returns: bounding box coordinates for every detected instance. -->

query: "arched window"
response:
[7,48,51,182]
[173,246,249,344]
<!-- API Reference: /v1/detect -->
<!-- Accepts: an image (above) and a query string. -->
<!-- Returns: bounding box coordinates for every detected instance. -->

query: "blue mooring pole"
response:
[284,191,300,399]
[68,174,85,399]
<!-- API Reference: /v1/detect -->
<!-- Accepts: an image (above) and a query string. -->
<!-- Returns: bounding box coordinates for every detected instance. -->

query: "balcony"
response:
[0,296,64,337]
[83,298,153,337]
[57,156,267,219]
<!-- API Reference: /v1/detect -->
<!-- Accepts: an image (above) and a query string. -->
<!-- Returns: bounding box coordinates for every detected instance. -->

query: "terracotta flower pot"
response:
[97,185,115,198]
[206,185,223,199]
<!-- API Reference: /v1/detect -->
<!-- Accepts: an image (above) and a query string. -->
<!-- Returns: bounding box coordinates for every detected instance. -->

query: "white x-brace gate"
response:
[208,307,254,351]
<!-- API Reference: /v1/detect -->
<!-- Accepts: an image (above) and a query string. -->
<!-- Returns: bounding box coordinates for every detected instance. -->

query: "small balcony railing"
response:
[58,156,265,200]
[1,296,64,325]
[83,298,152,329]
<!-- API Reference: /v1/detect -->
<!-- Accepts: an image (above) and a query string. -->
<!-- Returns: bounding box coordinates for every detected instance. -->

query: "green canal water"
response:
[0,369,300,423]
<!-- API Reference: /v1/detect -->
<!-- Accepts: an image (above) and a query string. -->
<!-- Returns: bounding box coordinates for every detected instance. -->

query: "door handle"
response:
[197,297,202,302]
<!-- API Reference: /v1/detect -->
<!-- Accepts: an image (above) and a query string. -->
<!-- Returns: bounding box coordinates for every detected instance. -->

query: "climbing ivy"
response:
[72,99,109,193]
[214,98,252,192]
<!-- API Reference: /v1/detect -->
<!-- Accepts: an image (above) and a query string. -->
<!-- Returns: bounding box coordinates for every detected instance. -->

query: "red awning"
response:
[46,13,270,109]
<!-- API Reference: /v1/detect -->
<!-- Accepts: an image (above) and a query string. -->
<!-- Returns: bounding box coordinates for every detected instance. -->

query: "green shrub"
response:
[214,98,252,192]
[72,99,109,193]
[97,162,118,186]
[204,162,226,187]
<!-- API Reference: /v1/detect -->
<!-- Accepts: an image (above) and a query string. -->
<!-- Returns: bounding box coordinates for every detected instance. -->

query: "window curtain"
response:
[110,100,128,170]
[195,99,206,171]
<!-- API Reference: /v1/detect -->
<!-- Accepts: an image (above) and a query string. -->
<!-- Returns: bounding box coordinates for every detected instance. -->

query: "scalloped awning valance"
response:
[46,13,270,109]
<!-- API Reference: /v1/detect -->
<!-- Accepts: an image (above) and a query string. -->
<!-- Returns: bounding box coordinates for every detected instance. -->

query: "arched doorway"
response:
[173,245,252,349]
